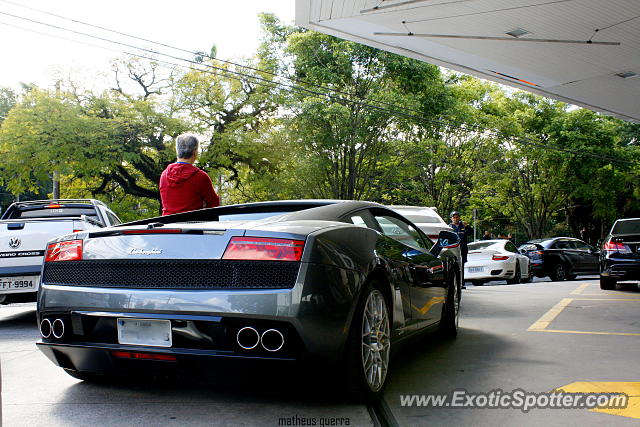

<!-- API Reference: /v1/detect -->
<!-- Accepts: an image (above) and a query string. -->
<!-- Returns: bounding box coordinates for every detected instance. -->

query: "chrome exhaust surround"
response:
[260,328,284,352]
[236,326,260,350]
[52,318,65,339]
[40,318,52,338]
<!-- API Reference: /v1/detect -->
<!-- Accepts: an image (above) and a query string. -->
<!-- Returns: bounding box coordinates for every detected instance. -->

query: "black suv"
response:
[600,218,640,290]
[518,237,599,281]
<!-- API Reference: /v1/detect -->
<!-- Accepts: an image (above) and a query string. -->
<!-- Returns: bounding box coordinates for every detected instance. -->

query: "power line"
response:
[0,6,636,167]
[0,0,423,118]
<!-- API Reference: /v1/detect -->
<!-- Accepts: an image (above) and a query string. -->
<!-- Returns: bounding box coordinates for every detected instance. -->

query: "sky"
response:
[0,0,296,90]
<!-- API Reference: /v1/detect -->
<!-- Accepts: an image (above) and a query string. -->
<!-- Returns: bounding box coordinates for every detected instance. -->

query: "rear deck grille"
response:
[42,259,300,290]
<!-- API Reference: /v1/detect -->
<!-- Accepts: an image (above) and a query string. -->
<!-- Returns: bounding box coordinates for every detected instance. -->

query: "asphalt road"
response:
[1,278,638,426]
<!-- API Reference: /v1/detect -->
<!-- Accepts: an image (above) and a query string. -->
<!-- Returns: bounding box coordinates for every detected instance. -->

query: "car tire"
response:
[600,276,617,290]
[549,264,568,281]
[439,273,459,339]
[345,281,391,402]
[507,264,521,284]
[522,263,532,283]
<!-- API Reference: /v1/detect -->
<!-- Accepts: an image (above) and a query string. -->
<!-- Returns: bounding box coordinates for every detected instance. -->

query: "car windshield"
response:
[468,242,502,250]
[7,206,97,219]
[612,219,640,235]
[519,243,543,251]
[400,214,442,224]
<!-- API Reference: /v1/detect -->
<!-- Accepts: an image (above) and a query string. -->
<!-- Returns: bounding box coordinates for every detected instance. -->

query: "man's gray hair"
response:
[175,134,199,159]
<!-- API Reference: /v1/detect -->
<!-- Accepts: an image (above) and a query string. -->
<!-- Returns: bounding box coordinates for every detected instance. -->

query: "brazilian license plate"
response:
[117,318,172,347]
[0,275,38,292]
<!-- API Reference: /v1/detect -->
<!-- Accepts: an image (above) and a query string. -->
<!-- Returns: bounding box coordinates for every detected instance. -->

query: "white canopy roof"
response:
[296,0,640,122]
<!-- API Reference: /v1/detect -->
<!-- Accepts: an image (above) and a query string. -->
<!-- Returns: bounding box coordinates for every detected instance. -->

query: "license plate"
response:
[468,267,484,273]
[117,318,172,347]
[0,275,38,292]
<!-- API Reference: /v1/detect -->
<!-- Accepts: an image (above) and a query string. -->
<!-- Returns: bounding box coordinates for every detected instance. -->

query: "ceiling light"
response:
[506,28,530,38]
[616,71,638,79]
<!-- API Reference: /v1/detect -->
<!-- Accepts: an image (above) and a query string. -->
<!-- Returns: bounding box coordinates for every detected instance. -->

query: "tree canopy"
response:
[0,14,637,242]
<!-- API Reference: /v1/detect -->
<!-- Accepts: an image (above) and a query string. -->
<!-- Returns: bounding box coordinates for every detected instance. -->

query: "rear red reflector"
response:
[492,255,509,261]
[45,240,83,262]
[123,229,183,235]
[223,237,305,261]
[111,351,176,361]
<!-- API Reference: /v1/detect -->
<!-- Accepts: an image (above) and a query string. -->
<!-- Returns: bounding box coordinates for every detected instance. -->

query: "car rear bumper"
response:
[464,260,514,280]
[600,258,640,280]
[36,262,363,367]
[37,341,300,381]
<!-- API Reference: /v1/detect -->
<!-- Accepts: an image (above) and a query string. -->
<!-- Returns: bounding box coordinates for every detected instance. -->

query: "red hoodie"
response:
[159,163,220,215]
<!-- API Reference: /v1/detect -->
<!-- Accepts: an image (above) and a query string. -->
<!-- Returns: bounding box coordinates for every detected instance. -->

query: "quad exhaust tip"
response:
[40,318,52,338]
[41,318,65,339]
[236,326,260,350]
[236,327,285,352]
[52,318,65,339]
[261,328,284,352]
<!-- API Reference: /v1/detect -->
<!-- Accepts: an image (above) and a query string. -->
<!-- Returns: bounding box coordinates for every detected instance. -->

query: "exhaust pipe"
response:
[236,326,260,350]
[52,318,65,339]
[40,318,52,338]
[260,329,284,352]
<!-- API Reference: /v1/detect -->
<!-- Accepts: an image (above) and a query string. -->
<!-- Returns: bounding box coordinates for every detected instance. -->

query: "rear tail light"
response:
[492,255,509,261]
[223,237,305,261]
[45,204,62,208]
[45,240,83,262]
[603,241,631,253]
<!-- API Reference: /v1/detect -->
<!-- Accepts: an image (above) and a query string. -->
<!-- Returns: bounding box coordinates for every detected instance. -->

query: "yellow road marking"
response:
[556,382,640,420]
[581,294,640,296]
[528,298,573,331]
[536,329,640,336]
[528,297,640,335]
[570,283,590,295]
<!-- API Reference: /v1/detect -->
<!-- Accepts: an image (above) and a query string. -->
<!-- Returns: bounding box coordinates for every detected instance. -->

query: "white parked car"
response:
[389,205,452,242]
[465,239,531,285]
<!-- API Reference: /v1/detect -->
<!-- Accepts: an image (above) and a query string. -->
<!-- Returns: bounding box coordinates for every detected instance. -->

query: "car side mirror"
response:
[437,230,460,248]
[430,230,460,257]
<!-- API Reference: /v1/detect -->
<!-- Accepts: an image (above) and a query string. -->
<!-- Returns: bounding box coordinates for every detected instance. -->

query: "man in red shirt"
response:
[159,134,220,215]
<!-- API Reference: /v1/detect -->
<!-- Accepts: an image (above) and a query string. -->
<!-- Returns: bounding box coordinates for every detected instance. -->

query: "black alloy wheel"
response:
[345,281,391,402]
[549,263,568,281]
[507,263,521,285]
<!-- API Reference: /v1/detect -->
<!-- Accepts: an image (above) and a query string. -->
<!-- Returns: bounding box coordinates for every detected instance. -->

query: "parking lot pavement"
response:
[384,279,640,426]
[2,280,638,426]
[0,304,372,427]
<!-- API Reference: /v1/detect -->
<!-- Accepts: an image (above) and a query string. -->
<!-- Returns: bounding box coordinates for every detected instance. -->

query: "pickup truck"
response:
[0,199,121,304]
